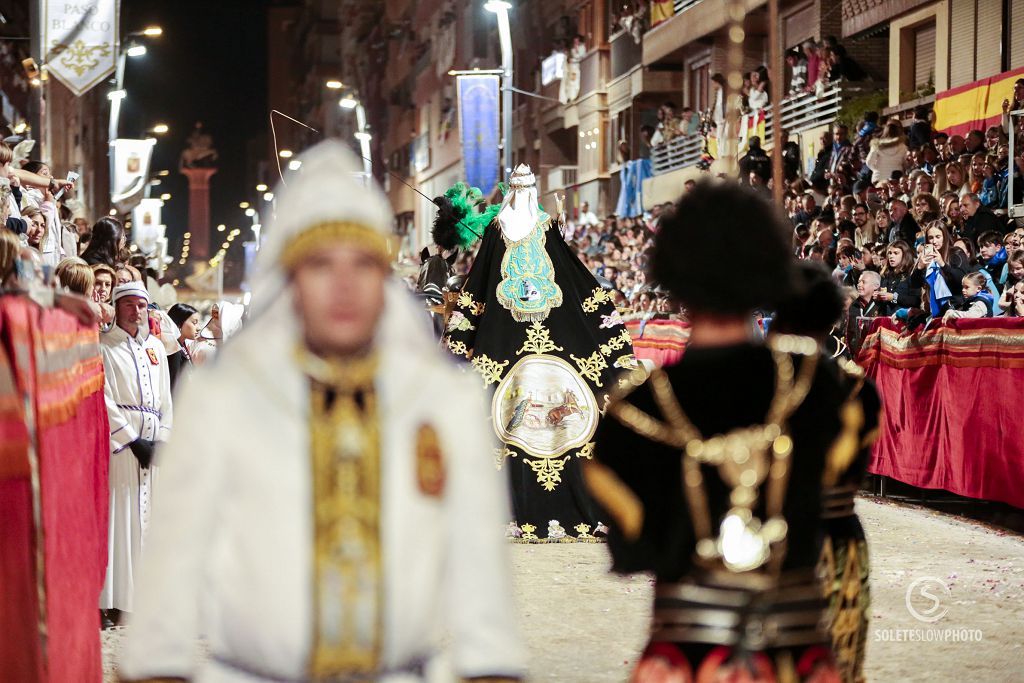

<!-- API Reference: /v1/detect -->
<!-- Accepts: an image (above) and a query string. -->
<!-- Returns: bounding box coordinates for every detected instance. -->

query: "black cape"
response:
[443,215,636,542]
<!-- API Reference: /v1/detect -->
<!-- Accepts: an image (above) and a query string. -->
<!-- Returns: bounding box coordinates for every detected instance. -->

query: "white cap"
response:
[112,282,151,304]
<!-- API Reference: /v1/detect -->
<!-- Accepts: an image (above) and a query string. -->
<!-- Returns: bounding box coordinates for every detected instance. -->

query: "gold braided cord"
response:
[280,221,396,270]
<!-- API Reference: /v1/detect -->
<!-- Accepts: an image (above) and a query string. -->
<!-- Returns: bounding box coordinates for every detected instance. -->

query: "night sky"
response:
[119,0,271,261]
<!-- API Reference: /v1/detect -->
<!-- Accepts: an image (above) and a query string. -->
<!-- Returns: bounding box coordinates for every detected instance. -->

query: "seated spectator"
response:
[851,202,879,247]
[979,161,1001,208]
[866,121,908,183]
[947,134,967,160]
[977,231,1009,291]
[911,222,969,315]
[679,106,700,136]
[55,257,94,297]
[959,192,1004,245]
[878,239,921,312]
[912,192,941,225]
[998,278,1024,315]
[943,272,994,320]
[911,170,935,196]
[851,269,884,319]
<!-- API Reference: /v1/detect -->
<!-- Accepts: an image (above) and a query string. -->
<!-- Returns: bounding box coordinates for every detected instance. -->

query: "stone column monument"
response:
[179,122,219,260]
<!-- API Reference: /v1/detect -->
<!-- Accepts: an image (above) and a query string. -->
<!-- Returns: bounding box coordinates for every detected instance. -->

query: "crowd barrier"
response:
[0,295,109,682]
[624,317,689,367]
[857,317,1024,509]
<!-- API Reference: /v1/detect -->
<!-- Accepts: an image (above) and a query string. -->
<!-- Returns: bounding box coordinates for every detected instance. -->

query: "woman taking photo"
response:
[877,240,921,314]
[81,217,126,268]
[911,222,969,315]
[167,303,201,390]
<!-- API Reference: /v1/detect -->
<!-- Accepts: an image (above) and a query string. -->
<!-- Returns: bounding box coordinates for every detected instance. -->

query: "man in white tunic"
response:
[100,282,173,620]
[120,141,526,683]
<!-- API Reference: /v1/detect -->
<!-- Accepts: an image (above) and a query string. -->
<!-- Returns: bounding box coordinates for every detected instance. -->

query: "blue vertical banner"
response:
[457,74,500,194]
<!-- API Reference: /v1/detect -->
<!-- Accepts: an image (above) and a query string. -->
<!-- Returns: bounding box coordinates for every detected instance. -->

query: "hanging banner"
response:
[110,138,155,214]
[457,74,500,194]
[131,197,163,255]
[42,0,119,96]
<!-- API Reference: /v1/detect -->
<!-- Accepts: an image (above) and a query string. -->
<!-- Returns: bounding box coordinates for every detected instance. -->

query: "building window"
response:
[913,21,936,91]
[688,56,711,112]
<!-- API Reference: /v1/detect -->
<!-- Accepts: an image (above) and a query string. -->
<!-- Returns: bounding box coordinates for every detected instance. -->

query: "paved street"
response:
[103,497,1024,682]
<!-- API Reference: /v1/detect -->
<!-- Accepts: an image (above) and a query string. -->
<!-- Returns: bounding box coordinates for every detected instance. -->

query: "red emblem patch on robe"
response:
[146,348,160,365]
[415,424,445,497]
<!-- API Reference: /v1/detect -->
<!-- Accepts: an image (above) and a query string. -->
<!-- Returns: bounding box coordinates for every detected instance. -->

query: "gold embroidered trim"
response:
[281,221,394,270]
[471,354,509,386]
[576,442,595,460]
[456,291,486,316]
[823,399,865,488]
[446,338,470,358]
[493,446,517,470]
[516,322,564,355]
[582,287,612,313]
[309,378,381,675]
[526,455,570,491]
[571,351,609,387]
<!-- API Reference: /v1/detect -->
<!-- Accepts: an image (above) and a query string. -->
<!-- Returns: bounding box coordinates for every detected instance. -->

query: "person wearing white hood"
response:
[190,300,245,366]
[119,141,526,683]
[100,282,174,624]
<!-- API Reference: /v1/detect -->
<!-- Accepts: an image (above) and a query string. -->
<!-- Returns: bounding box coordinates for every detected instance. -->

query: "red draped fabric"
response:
[858,317,1024,509]
[625,318,689,367]
[0,296,108,682]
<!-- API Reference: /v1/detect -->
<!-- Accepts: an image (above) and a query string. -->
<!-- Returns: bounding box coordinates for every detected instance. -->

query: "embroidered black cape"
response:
[443,217,635,543]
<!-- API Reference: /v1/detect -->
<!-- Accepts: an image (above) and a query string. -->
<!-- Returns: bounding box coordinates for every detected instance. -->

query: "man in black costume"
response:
[586,180,873,681]
[440,165,636,543]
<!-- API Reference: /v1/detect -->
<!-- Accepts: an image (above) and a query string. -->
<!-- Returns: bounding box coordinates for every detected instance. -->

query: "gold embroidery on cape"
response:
[456,291,486,316]
[446,338,470,358]
[308,367,381,676]
[576,442,595,459]
[582,287,612,313]
[571,351,608,387]
[493,446,517,470]
[526,455,570,491]
[516,322,564,355]
[471,354,509,386]
[519,523,540,541]
[614,353,638,369]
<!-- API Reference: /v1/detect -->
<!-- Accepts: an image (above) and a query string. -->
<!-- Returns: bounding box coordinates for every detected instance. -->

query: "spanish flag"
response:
[933,66,1024,137]
[651,0,675,28]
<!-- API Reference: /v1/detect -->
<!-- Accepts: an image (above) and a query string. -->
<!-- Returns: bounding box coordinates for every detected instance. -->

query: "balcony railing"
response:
[610,30,643,80]
[651,83,856,176]
[546,165,578,191]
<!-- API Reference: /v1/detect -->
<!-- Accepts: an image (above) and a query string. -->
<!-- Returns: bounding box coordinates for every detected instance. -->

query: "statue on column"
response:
[179,122,219,169]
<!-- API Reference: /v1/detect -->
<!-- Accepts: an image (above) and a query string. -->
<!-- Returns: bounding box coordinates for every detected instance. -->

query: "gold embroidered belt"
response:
[651,571,827,650]
[821,484,858,519]
[211,654,429,682]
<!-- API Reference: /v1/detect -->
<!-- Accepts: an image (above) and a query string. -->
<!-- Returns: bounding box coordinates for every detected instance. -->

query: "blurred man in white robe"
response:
[120,141,526,683]
[100,282,173,624]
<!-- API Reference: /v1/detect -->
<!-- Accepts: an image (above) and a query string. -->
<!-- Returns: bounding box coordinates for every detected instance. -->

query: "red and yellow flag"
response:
[933,66,1024,137]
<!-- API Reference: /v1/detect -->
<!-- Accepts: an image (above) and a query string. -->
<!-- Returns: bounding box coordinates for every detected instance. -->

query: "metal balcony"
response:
[651,83,862,175]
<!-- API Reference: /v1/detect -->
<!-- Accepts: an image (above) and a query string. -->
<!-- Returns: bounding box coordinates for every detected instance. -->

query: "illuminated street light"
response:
[354,131,372,142]
[339,96,358,110]
[263,192,274,202]
[485,0,514,177]
[256,183,268,192]
[142,26,163,37]
[126,44,147,58]
[245,208,256,217]
[107,89,127,101]
[239,201,250,209]
[217,224,226,232]
[160,193,171,200]
[150,123,169,134]
[158,169,170,177]
[278,149,294,159]
[288,160,302,171]
[326,79,343,89]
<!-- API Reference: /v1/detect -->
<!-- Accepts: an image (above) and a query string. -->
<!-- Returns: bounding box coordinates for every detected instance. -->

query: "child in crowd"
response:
[943,272,995,320]
[977,231,1009,291]
[998,280,1024,315]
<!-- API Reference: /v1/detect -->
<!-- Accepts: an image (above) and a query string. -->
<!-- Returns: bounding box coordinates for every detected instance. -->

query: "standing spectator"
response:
[55,257,94,296]
[803,40,821,88]
[786,49,807,95]
[166,303,200,391]
[865,121,908,183]
[577,201,599,228]
[82,217,126,267]
[852,202,878,247]
[828,123,859,176]
[810,130,833,187]
[907,106,933,150]
[1001,78,1024,134]
[780,130,801,181]
[100,282,174,625]
[21,206,46,252]
[959,193,1003,245]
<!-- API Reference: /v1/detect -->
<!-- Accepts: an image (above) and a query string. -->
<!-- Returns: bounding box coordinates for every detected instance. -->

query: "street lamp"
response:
[279,149,294,159]
[126,44,147,57]
[484,0,514,178]
[256,183,268,192]
[142,26,163,37]
[326,79,343,89]
[150,123,169,134]
[339,96,358,110]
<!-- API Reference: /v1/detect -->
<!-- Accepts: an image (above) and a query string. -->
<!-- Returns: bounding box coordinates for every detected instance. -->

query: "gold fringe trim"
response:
[281,221,395,269]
